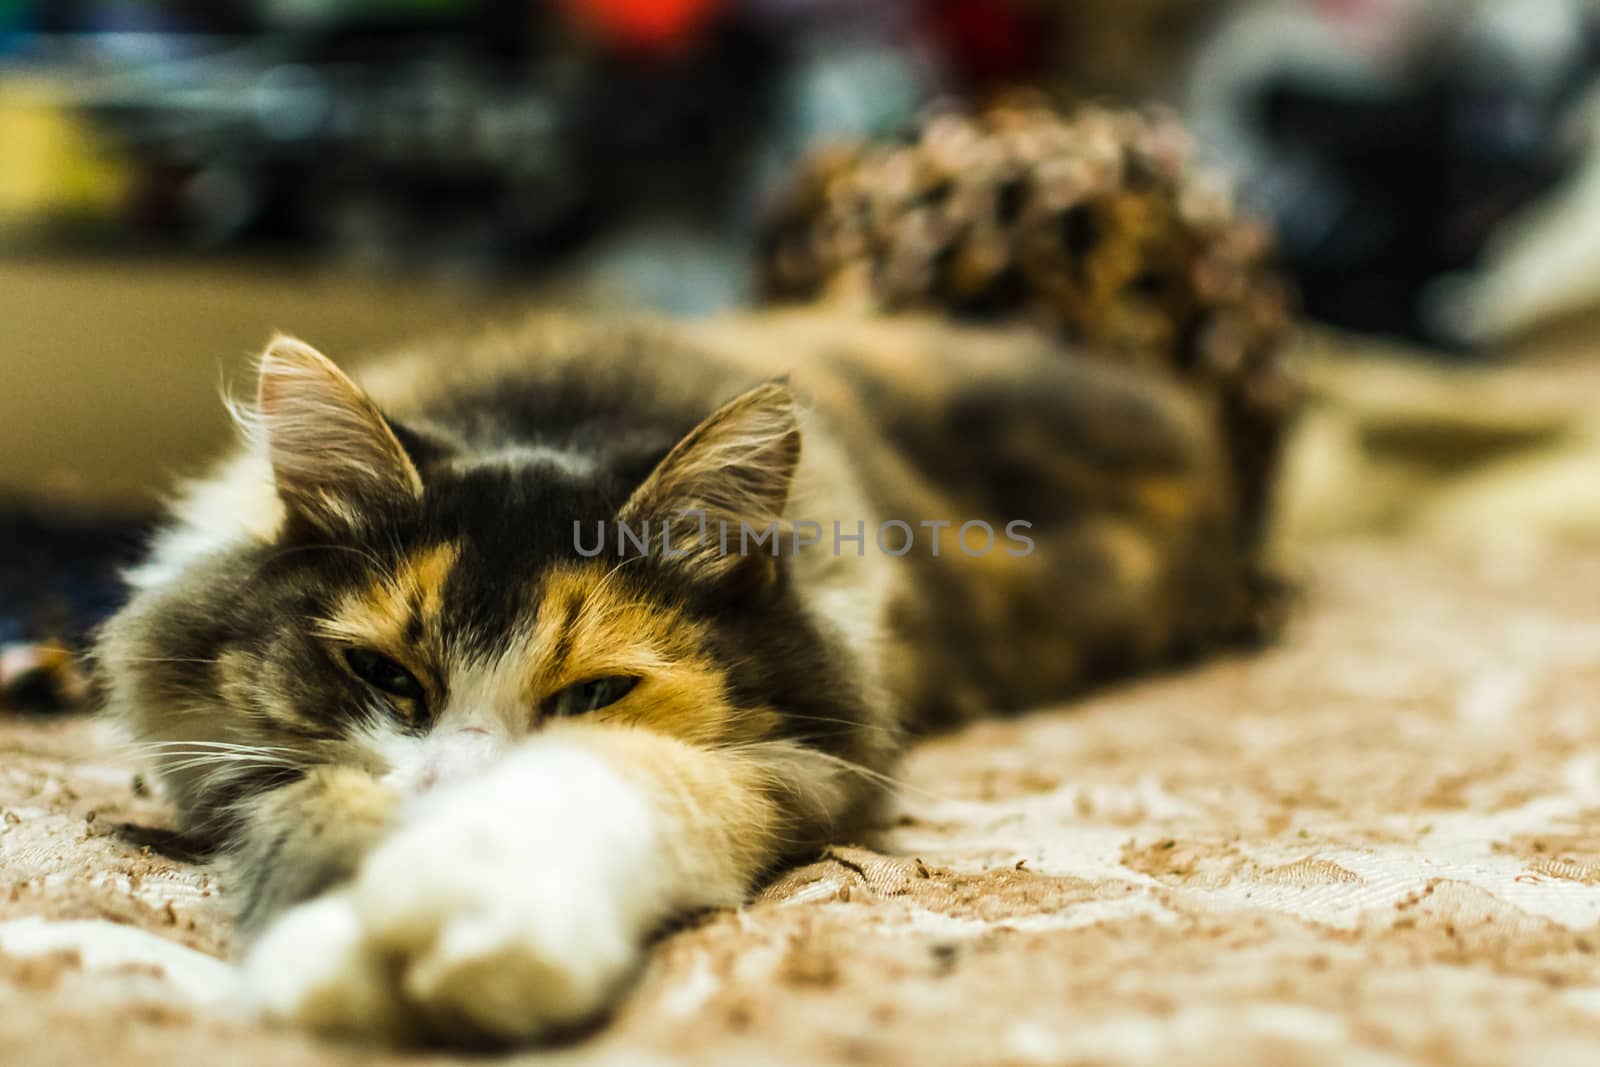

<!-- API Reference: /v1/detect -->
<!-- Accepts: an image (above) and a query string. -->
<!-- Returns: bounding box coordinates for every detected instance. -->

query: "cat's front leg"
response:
[244,725,787,1044]
[228,765,399,933]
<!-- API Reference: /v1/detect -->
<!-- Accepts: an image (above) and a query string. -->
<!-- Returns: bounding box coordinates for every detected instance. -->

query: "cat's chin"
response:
[244,741,669,1043]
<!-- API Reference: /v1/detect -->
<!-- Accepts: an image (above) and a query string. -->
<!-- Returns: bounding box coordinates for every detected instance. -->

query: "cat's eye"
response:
[542,676,639,718]
[343,648,426,702]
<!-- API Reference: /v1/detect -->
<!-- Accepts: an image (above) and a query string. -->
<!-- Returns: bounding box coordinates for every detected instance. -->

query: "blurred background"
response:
[4,0,1600,707]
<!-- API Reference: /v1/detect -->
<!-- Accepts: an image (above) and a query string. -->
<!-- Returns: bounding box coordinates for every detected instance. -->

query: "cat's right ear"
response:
[256,335,423,536]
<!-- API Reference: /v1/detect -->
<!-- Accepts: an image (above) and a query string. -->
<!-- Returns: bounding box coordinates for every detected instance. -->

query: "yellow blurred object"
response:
[1272,330,1600,557]
[0,77,128,230]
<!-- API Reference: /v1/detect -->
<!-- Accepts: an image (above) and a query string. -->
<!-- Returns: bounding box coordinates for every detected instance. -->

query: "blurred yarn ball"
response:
[756,92,1298,546]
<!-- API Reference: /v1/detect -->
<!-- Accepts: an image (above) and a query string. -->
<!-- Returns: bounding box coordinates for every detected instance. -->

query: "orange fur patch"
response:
[313,542,461,679]
[529,564,781,747]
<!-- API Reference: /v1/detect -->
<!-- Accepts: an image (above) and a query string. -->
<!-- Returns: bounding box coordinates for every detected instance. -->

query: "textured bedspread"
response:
[3,537,1600,1067]
[6,339,1600,1065]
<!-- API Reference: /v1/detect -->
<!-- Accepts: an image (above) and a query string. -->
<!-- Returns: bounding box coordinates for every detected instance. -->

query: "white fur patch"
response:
[448,444,599,479]
[125,447,282,591]
[245,741,668,1042]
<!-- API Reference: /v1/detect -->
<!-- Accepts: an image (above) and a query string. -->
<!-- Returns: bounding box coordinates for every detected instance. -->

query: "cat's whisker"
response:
[122,740,305,754]
[136,752,302,768]
[125,742,300,751]
[159,757,302,780]
[160,754,297,771]
[154,746,300,763]
[156,749,297,763]
[601,551,645,584]
[719,741,949,803]
[584,552,647,607]
[119,744,308,774]
[771,711,910,739]
[134,743,301,759]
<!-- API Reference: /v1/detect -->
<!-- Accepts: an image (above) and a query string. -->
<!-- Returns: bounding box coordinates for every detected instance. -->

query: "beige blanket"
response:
[4,347,1600,1066]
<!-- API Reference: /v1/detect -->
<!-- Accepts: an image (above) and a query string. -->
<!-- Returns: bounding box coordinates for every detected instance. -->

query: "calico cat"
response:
[95,307,1269,1043]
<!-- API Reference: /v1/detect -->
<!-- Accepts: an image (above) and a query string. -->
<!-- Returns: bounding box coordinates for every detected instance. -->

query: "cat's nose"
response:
[415,727,504,793]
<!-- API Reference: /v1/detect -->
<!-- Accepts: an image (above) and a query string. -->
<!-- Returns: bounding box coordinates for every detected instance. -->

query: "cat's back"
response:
[353,308,1220,511]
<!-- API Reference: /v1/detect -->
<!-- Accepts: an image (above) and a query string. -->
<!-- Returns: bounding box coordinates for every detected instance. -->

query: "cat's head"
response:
[99,336,873,834]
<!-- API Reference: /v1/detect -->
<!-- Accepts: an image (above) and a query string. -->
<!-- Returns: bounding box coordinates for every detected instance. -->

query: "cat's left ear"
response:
[618,380,800,578]
[257,335,423,535]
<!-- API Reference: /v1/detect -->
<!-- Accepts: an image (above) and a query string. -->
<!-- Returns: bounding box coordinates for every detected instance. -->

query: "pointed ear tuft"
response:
[619,380,801,574]
[257,334,422,535]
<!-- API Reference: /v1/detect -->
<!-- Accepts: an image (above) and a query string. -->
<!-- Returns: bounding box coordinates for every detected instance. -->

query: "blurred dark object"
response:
[1,1,1243,289]
[913,0,1234,98]
[0,503,147,713]
[1188,0,1600,352]
[8,2,778,274]
[556,0,729,54]
[756,92,1296,550]
[918,0,1056,88]
[0,641,90,714]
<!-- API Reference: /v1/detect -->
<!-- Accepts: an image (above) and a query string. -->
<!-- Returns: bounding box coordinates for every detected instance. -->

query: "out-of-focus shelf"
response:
[0,252,526,507]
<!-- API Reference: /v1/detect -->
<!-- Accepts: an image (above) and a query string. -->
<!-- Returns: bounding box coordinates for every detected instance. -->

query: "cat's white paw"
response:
[246,742,668,1043]
[243,890,411,1038]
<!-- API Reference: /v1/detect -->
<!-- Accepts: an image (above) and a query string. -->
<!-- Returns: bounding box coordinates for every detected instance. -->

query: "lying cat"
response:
[96,308,1272,1043]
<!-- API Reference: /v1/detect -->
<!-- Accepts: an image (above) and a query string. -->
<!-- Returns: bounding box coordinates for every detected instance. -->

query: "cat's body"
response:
[97,307,1266,1042]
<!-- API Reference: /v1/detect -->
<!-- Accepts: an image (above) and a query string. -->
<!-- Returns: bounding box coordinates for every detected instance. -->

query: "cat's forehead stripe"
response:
[319,541,461,651]
[539,586,586,685]
[529,564,700,687]
[407,542,460,629]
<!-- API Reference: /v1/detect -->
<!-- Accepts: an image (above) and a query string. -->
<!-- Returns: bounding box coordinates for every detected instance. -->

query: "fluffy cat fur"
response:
[96,307,1270,1043]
